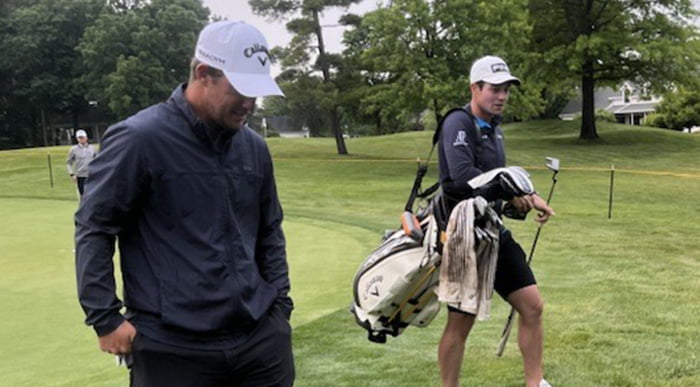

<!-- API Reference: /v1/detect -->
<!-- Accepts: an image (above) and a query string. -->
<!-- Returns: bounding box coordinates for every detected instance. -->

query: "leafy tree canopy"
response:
[349,0,542,133]
[529,0,700,139]
[78,0,209,118]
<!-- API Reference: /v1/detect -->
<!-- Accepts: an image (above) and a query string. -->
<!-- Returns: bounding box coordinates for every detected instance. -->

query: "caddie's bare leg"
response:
[438,310,476,387]
[508,284,544,387]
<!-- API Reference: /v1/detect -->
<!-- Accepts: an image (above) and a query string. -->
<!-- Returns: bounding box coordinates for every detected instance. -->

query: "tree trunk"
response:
[433,98,442,128]
[73,108,80,136]
[312,9,348,155]
[375,113,382,135]
[579,59,599,140]
[41,108,48,147]
[331,107,347,154]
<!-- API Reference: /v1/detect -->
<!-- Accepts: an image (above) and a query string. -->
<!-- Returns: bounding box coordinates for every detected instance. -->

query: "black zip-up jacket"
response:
[75,85,292,349]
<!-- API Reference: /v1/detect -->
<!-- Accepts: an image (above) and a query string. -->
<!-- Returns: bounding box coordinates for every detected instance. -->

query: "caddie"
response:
[436,55,555,387]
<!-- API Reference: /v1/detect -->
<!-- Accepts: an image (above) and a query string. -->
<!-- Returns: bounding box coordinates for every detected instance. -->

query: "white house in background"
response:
[559,81,662,125]
[278,127,310,138]
[264,116,310,138]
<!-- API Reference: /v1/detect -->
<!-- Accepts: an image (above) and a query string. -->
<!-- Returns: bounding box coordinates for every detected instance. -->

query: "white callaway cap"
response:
[75,129,87,138]
[469,55,521,86]
[195,21,284,98]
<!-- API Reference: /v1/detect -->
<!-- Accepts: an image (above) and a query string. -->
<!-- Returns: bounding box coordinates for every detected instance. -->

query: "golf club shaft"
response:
[496,170,558,357]
[495,308,516,356]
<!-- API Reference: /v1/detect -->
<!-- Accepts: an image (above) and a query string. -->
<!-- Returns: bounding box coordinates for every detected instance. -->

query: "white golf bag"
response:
[350,166,535,343]
[350,199,445,343]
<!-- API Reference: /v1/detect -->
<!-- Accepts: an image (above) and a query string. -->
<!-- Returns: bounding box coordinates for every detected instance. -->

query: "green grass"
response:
[1,120,699,386]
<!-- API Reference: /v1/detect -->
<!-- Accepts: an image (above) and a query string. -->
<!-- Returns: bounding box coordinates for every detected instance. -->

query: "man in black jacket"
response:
[75,21,293,386]
[437,56,555,387]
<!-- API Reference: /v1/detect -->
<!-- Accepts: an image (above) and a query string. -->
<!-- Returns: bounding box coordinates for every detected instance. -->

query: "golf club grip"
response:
[496,308,516,356]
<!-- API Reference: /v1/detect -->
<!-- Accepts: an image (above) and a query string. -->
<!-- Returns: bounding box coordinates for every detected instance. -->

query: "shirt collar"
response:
[464,104,502,129]
[474,116,491,129]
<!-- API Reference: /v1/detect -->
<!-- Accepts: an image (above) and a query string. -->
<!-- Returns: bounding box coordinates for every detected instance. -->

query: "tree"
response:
[249,0,358,155]
[529,0,700,140]
[0,0,105,147]
[647,87,700,130]
[347,0,541,134]
[262,70,332,137]
[78,0,209,118]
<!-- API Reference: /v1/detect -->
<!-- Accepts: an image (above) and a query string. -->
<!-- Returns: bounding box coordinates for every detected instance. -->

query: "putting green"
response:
[283,216,380,327]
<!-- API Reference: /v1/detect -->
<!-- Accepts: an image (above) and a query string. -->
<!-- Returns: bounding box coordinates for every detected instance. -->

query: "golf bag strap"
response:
[406,107,483,212]
[432,107,483,170]
[405,164,428,212]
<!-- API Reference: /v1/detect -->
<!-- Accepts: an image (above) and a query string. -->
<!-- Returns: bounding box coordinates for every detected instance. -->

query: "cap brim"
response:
[481,74,521,86]
[224,72,284,98]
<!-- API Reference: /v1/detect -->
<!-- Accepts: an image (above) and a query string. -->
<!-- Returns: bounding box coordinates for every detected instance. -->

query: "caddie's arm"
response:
[75,122,146,350]
[509,193,554,224]
[530,193,555,224]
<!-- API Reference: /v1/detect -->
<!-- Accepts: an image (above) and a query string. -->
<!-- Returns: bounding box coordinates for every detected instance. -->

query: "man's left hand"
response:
[508,194,555,224]
[530,194,555,224]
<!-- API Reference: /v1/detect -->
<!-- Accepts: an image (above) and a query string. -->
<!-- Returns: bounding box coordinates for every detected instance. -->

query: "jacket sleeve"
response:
[66,147,75,175]
[74,122,148,336]
[255,147,293,318]
[440,111,483,200]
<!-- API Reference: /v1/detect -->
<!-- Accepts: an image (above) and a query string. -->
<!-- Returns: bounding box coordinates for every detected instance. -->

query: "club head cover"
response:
[467,166,535,202]
[500,166,535,197]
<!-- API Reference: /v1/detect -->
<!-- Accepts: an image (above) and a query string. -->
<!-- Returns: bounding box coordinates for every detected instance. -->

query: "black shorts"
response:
[493,229,537,299]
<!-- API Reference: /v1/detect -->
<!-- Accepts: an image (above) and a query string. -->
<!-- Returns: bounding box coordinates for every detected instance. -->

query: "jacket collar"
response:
[169,84,236,151]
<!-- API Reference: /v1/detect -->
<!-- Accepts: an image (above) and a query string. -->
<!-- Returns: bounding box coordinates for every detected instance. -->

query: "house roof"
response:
[559,87,618,115]
[559,83,661,120]
[609,101,657,114]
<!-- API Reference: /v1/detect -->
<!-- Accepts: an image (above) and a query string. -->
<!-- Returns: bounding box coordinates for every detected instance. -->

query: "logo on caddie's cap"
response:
[195,21,284,98]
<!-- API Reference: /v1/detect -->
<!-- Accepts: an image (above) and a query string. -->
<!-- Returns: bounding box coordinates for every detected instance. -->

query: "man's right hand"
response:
[98,320,136,356]
[71,175,77,183]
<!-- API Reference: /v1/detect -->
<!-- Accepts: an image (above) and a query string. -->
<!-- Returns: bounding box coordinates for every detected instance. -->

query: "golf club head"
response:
[545,157,560,172]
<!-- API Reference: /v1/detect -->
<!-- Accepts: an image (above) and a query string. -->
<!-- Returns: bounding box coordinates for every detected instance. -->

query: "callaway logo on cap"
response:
[195,21,284,98]
[469,55,521,86]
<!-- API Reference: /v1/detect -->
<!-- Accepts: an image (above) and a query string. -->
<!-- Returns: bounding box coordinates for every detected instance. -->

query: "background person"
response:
[436,55,555,387]
[75,21,294,386]
[65,129,96,199]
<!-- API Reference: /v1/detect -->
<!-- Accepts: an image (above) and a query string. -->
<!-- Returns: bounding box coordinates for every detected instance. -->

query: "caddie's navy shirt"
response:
[438,104,506,203]
[75,85,292,349]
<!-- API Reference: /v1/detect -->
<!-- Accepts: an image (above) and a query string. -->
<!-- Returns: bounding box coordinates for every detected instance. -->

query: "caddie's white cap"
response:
[195,21,284,98]
[75,129,87,138]
[469,55,521,86]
